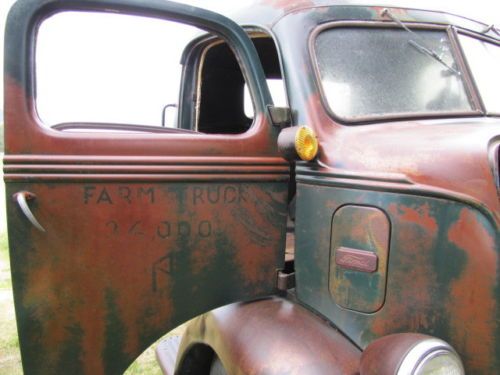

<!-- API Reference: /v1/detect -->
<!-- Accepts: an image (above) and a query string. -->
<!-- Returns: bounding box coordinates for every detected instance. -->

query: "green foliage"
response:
[0,229,22,375]
[125,346,163,375]
[0,123,4,152]
[0,232,10,290]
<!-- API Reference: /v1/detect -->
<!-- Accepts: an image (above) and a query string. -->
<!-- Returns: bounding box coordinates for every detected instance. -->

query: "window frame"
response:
[455,28,500,117]
[309,20,485,125]
[177,34,258,133]
[34,11,202,130]
[178,31,286,133]
[23,4,274,137]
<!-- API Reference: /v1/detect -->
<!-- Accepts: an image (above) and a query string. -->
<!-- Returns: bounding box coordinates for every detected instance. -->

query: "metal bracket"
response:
[482,24,500,37]
[277,270,295,291]
[268,106,291,128]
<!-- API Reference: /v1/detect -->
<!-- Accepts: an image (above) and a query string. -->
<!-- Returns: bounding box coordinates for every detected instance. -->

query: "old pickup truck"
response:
[3,0,499,374]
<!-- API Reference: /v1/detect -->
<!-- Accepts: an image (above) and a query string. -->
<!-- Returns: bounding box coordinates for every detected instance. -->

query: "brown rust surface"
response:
[4,7,291,370]
[5,2,500,374]
[7,181,288,374]
[178,297,361,374]
[295,183,499,374]
[4,77,280,157]
[304,92,500,223]
[446,208,497,370]
[272,5,499,373]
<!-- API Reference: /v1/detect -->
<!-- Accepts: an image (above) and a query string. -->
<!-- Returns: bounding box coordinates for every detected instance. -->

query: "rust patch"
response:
[4,78,281,158]
[304,83,500,225]
[8,182,287,373]
[396,203,438,232]
[178,298,361,375]
[373,6,409,19]
[447,209,497,372]
[372,203,439,335]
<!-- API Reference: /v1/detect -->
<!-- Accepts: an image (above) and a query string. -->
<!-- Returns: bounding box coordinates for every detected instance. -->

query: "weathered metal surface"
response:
[271,7,499,372]
[4,0,500,373]
[335,247,378,274]
[235,1,495,38]
[276,269,295,290]
[272,7,499,221]
[330,205,389,312]
[7,181,288,374]
[4,0,290,374]
[295,184,499,374]
[4,0,280,158]
[175,297,361,374]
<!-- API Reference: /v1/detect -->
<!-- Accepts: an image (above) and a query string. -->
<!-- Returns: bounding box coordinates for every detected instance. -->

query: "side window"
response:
[195,36,285,134]
[244,37,287,120]
[36,12,201,129]
[195,40,249,133]
[244,79,287,119]
[458,34,500,114]
[36,12,285,134]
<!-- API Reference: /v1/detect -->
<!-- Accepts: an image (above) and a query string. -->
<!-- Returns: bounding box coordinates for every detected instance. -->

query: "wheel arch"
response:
[176,342,216,375]
[175,297,362,374]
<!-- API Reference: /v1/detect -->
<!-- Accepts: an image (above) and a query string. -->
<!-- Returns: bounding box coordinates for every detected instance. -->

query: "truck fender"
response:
[174,297,361,374]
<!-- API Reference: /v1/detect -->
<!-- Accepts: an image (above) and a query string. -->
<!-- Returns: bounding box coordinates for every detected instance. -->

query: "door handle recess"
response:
[13,191,46,232]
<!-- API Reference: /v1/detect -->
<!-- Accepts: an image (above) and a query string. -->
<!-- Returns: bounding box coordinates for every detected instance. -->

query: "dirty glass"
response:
[314,28,472,121]
[459,34,500,114]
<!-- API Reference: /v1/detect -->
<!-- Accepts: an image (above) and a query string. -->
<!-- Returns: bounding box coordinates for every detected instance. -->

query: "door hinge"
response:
[268,106,291,128]
[277,270,295,291]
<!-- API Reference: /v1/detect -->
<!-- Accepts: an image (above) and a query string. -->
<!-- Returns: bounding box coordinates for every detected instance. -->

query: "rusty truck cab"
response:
[3,0,499,374]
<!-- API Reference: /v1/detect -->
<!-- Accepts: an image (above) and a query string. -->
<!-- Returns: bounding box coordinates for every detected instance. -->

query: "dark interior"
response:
[197,37,282,134]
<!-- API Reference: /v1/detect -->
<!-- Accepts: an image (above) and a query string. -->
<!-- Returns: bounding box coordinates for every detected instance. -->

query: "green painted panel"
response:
[330,205,390,313]
[7,181,288,374]
[295,183,499,374]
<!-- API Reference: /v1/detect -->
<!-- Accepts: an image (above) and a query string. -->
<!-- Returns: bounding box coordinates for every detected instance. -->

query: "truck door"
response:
[3,0,288,373]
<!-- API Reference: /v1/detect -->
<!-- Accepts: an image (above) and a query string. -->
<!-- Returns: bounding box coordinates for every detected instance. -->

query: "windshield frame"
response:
[454,28,500,117]
[309,20,486,125]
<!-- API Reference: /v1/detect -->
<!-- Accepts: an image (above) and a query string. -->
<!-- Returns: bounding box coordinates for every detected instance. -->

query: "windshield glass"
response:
[459,34,500,114]
[314,27,473,121]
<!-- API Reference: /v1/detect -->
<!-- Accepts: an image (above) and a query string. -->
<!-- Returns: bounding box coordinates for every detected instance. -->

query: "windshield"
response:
[314,27,473,121]
[459,34,500,115]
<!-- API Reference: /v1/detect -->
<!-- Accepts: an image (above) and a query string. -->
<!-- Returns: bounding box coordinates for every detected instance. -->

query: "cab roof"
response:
[232,0,497,37]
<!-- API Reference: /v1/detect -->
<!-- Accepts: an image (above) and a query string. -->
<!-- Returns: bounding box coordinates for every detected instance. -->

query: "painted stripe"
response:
[4,155,288,166]
[4,173,289,182]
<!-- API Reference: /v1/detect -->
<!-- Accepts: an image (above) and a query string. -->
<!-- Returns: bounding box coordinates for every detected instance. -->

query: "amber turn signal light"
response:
[278,126,318,161]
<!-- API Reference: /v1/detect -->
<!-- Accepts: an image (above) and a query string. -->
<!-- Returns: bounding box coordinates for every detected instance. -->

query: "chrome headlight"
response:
[360,333,465,375]
[399,338,464,375]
